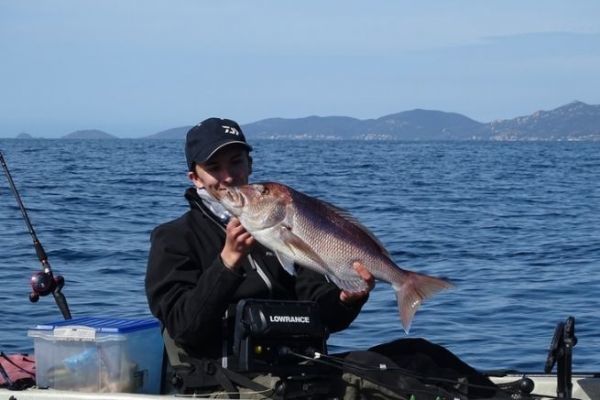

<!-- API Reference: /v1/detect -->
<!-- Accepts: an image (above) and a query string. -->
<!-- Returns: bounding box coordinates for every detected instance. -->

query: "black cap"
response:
[185,118,252,171]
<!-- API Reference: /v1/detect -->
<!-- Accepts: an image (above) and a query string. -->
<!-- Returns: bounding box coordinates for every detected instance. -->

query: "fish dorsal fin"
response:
[274,251,297,276]
[317,198,392,259]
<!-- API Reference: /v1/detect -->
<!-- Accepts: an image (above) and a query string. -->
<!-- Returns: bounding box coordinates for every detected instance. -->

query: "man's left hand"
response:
[339,262,375,305]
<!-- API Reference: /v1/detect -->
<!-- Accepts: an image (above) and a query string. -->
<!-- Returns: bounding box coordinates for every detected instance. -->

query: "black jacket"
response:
[145,188,365,359]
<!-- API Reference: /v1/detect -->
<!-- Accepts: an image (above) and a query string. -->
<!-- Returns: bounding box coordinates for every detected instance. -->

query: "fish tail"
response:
[392,271,453,333]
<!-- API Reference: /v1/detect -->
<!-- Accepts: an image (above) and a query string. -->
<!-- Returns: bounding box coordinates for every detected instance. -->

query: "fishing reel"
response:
[29,268,65,303]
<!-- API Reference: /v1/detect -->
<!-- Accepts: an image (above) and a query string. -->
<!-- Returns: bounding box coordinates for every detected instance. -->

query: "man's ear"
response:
[248,155,253,175]
[188,168,203,188]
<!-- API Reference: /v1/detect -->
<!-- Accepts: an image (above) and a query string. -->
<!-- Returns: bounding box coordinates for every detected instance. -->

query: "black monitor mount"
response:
[544,316,577,399]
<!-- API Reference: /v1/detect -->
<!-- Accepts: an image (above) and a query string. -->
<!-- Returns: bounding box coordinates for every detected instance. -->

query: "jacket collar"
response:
[184,187,227,228]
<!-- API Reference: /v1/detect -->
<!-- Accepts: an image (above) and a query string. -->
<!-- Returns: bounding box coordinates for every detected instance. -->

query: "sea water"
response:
[0,139,599,372]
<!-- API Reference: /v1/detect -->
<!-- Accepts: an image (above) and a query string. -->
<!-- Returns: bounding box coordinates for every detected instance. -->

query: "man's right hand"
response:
[220,217,255,270]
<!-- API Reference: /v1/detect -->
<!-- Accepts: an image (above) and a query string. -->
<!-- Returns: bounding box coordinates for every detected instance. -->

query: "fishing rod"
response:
[0,150,72,320]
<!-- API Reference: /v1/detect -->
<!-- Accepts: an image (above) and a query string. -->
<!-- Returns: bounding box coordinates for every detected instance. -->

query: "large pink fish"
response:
[217,182,453,332]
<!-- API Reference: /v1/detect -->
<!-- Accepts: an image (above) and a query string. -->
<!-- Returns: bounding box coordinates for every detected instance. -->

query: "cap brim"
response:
[194,140,252,165]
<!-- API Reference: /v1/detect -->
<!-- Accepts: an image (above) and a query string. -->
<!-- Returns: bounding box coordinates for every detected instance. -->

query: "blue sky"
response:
[1,1,599,138]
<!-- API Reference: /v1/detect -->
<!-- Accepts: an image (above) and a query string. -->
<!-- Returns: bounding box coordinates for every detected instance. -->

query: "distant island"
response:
[6,101,600,141]
[61,129,117,139]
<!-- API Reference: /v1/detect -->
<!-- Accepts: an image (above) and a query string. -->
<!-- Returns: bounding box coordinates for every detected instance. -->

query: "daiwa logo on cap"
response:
[222,125,240,136]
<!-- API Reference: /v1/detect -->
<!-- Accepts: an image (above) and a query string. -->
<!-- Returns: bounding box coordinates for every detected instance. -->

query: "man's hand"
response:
[339,262,375,305]
[220,217,255,270]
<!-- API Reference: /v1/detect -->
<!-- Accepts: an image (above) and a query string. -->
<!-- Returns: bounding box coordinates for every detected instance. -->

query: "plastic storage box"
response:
[28,317,163,393]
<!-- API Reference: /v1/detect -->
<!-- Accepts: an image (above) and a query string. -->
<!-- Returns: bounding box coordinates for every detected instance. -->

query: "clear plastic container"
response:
[28,317,163,393]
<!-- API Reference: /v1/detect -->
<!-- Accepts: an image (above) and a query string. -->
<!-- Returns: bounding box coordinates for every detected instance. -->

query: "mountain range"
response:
[8,101,600,141]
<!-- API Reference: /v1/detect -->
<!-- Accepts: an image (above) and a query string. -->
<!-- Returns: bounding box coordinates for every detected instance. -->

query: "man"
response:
[145,118,506,399]
[145,117,372,372]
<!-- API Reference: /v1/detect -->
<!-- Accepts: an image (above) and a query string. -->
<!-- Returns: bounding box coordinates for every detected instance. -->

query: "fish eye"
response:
[261,186,270,195]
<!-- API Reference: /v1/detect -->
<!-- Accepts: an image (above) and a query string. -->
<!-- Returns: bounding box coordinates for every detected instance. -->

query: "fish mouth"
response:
[221,187,245,210]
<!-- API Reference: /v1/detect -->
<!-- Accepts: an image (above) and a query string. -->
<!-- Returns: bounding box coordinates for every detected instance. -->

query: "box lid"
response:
[31,316,160,334]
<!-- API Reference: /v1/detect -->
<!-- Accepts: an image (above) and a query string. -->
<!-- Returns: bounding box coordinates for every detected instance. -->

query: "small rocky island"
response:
[61,129,118,139]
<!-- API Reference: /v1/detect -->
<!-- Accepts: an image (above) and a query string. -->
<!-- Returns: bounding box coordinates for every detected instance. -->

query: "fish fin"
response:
[327,273,369,292]
[392,272,454,333]
[279,225,329,271]
[318,199,392,259]
[274,251,297,276]
[292,190,392,259]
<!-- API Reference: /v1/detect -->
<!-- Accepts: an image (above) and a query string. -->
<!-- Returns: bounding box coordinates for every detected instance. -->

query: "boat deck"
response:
[2,373,599,399]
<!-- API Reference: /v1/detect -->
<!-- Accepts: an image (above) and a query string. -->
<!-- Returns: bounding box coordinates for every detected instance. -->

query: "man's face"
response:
[188,145,252,197]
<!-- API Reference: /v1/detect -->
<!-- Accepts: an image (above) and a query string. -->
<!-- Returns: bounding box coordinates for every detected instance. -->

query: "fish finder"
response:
[229,299,328,373]
[166,300,332,396]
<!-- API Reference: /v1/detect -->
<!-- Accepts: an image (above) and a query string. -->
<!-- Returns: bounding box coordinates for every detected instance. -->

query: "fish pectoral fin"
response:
[326,273,369,293]
[279,226,329,271]
[274,251,297,276]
